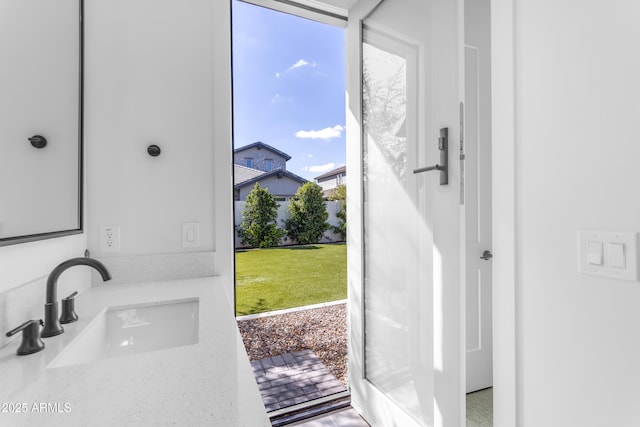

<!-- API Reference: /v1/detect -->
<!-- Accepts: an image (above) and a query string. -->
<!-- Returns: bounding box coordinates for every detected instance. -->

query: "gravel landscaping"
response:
[237,302,348,385]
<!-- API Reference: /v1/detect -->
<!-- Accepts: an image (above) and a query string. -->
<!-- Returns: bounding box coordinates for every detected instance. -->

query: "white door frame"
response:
[490,0,519,425]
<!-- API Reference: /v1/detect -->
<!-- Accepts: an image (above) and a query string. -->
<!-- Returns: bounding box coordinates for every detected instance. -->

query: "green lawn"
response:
[235,243,347,316]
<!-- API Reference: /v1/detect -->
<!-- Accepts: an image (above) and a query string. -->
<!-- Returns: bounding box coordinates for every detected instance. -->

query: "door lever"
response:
[413,127,448,185]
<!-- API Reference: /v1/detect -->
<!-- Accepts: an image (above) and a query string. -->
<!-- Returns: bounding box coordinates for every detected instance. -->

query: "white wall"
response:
[84,0,233,285]
[494,0,640,425]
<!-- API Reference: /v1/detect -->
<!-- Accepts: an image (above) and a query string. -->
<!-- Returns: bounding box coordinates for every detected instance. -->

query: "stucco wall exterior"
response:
[234,147,287,171]
[238,174,304,200]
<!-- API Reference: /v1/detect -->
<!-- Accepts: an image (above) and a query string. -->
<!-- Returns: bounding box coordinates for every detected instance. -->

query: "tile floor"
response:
[466,387,493,427]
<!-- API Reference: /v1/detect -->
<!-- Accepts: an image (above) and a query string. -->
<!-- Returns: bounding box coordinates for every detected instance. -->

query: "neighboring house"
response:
[234,167,308,201]
[233,141,308,200]
[314,165,346,196]
[233,141,290,172]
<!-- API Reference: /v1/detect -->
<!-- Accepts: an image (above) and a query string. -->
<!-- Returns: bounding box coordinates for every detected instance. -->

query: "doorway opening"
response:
[229,0,498,425]
[230,0,350,421]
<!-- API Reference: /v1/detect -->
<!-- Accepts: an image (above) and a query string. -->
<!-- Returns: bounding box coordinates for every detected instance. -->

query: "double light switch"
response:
[579,231,639,281]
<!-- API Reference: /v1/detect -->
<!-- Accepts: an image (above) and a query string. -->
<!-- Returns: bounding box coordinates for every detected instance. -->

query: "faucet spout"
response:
[41,257,111,338]
[45,257,111,304]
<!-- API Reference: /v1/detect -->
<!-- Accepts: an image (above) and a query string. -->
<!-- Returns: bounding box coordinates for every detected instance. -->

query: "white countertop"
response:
[0,277,271,427]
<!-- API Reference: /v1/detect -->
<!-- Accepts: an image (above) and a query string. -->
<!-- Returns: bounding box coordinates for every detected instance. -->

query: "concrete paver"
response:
[251,350,347,412]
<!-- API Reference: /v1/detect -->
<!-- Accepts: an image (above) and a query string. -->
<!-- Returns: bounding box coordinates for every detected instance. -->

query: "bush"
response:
[237,183,284,248]
[285,182,330,244]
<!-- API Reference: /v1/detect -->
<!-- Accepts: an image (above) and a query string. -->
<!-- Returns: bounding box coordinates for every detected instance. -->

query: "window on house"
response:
[265,159,273,171]
[245,158,253,168]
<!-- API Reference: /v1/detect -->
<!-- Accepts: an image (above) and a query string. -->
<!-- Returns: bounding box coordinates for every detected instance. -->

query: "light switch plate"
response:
[578,231,639,281]
[182,222,200,248]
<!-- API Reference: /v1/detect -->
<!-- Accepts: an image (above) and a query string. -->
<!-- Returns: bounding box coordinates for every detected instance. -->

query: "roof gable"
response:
[233,141,292,161]
[314,165,346,181]
[234,168,308,190]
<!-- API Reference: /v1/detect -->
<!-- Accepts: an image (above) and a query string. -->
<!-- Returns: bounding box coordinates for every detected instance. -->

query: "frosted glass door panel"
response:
[362,1,433,423]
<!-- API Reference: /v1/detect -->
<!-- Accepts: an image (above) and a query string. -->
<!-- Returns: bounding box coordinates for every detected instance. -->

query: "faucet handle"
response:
[6,320,45,356]
[60,291,79,324]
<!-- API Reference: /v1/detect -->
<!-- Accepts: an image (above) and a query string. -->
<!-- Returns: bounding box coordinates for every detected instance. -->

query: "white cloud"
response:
[286,59,314,72]
[305,163,336,173]
[295,125,344,140]
[275,72,281,78]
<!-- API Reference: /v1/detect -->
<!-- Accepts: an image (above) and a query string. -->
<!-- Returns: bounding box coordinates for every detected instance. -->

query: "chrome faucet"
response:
[41,257,112,338]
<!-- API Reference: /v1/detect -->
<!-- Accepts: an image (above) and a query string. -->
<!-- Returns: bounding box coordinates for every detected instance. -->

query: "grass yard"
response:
[235,243,347,316]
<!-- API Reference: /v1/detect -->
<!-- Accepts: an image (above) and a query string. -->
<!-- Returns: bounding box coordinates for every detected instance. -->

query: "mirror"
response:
[0,0,83,245]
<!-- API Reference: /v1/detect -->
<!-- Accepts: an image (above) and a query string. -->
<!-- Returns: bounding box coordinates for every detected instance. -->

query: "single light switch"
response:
[182,222,200,248]
[609,243,626,268]
[587,241,603,265]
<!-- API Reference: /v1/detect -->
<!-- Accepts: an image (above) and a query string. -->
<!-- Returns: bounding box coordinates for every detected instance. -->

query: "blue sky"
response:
[231,0,346,180]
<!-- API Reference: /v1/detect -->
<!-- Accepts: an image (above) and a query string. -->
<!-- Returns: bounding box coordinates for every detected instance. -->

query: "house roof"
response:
[234,164,265,186]
[314,165,346,181]
[234,168,308,190]
[233,141,292,161]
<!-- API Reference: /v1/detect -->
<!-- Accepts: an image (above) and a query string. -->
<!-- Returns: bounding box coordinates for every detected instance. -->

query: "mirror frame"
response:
[0,0,84,247]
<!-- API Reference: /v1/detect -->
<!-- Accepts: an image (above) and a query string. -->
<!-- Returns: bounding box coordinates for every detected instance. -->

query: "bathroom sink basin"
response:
[48,298,199,368]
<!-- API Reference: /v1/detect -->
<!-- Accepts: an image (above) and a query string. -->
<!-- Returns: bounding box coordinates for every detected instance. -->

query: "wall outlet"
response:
[100,225,120,253]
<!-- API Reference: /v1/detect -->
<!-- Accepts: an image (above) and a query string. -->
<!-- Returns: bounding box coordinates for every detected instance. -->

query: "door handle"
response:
[413,127,448,185]
[480,250,493,261]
